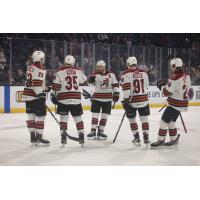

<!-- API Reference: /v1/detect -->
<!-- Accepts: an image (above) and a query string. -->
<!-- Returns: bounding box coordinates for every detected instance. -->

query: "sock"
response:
[35,116,45,135]
[74,116,84,134]
[60,115,69,135]
[99,113,109,132]
[26,114,36,133]
[91,112,99,132]
[128,118,138,135]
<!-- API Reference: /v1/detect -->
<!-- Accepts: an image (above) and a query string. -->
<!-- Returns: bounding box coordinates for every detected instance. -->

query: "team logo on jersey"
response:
[100,78,110,87]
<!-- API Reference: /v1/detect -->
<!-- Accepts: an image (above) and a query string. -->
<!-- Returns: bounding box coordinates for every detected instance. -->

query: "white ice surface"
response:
[0,107,200,166]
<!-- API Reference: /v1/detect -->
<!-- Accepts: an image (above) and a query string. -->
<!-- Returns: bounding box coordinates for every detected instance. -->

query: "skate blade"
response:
[81,143,84,148]
[132,142,141,146]
[61,143,67,148]
[30,143,37,147]
[143,143,150,149]
[87,137,97,140]
[103,140,114,145]
[35,142,50,147]
[150,145,165,149]
[97,137,107,141]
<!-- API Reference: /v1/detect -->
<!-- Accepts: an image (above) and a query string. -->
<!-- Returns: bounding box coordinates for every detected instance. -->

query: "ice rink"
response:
[0,107,200,166]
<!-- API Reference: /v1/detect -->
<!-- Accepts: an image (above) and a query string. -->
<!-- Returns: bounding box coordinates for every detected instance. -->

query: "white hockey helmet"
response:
[32,50,45,63]
[126,56,137,66]
[96,60,106,67]
[170,58,183,69]
[65,55,75,66]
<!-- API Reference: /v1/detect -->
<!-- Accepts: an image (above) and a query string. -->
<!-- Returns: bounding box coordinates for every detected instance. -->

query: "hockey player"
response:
[23,50,50,145]
[87,60,119,140]
[151,58,191,148]
[121,56,150,145]
[51,55,87,145]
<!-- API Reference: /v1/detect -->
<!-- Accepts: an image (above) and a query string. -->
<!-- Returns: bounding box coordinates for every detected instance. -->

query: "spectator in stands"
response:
[46,70,54,86]
[13,68,26,86]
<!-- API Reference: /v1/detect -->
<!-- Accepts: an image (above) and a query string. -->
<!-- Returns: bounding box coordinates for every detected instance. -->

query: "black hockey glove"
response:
[88,76,96,84]
[38,93,46,104]
[157,80,167,90]
[45,85,52,93]
[50,93,58,105]
[122,98,132,112]
[113,92,120,102]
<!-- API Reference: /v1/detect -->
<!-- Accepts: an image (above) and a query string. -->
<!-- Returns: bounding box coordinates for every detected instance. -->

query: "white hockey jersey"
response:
[162,72,191,112]
[52,66,87,105]
[90,71,119,102]
[121,68,149,108]
[22,63,46,101]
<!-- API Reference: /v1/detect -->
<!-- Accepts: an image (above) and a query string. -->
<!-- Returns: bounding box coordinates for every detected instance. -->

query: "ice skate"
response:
[165,134,180,146]
[87,131,96,140]
[132,132,141,146]
[36,133,50,145]
[150,140,165,149]
[97,129,107,140]
[79,132,85,146]
[61,132,67,145]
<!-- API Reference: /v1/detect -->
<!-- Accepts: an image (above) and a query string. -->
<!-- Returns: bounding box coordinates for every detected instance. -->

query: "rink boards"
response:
[0,85,200,113]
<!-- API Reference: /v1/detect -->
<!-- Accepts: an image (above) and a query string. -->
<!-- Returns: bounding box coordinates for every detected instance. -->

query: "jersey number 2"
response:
[183,85,188,100]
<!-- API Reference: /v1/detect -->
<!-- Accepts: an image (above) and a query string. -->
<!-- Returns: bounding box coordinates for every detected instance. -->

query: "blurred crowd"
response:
[1,33,200,48]
[0,33,200,86]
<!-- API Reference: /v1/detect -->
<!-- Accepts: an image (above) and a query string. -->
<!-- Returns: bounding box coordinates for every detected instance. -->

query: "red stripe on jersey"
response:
[168,97,188,107]
[130,94,148,103]
[93,93,113,99]
[23,88,37,97]
[163,88,172,97]
[112,83,119,88]
[121,83,131,91]
[57,92,81,100]
[52,83,61,91]
[32,80,43,87]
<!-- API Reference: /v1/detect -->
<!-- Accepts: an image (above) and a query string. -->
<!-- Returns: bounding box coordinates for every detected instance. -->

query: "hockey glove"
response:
[45,86,52,93]
[88,76,96,84]
[113,92,120,102]
[157,80,167,90]
[188,88,194,100]
[50,93,58,105]
[38,93,46,104]
[122,98,132,112]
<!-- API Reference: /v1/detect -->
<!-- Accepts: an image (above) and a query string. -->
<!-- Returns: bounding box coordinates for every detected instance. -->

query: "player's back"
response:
[53,66,87,105]
[165,72,191,111]
[121,68,149,108]
[23,63,46,101]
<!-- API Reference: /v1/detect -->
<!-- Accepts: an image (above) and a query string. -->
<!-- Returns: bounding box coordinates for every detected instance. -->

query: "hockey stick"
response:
[179,113,187,133]
[45,105,81,142]
[158,104,166,112]
[113,111,126,143]
[82,88,92,100]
